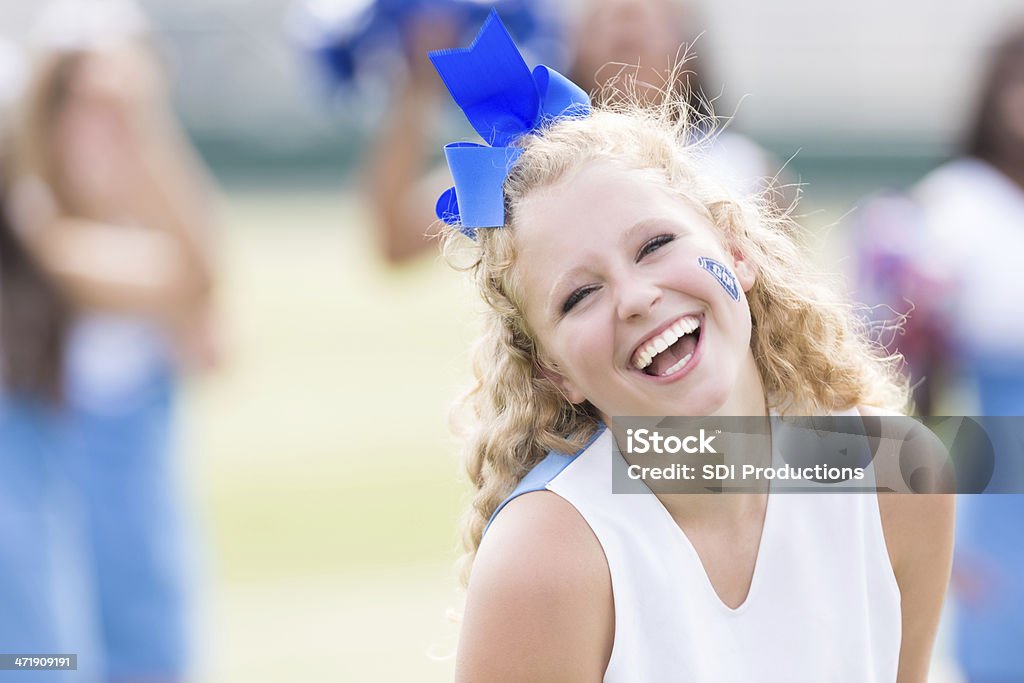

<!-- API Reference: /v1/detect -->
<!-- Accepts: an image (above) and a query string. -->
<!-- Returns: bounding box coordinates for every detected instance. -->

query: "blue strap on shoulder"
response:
[484,424,606,535]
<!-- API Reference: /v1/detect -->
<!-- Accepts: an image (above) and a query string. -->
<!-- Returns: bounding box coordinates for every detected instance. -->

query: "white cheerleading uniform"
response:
[488,412,902,682]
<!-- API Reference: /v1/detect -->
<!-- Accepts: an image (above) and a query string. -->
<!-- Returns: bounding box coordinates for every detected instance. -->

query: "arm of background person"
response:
[111,42,218,304]
[881,492,955,683]
[8,182,206,321]
[362,13,456,265]
[860,405,955,683]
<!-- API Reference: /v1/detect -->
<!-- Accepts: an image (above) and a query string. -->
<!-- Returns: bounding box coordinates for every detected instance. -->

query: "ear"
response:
[729,244,757,293]
[538,360,586,405]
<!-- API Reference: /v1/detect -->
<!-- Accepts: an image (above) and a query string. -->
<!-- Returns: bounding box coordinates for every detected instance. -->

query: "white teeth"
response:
[659,353,693,377]
[631,315,702,370]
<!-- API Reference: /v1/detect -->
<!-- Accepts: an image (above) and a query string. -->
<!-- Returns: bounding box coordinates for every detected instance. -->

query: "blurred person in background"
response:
[913,24,1024,418]
[0,36,78,678]
[567,0,779,200]
[361,0,781,265]
[363,5,465,264]
[853,23,1024,683]
[290,0,566,263]
[8,0,221,679]
[912,24,1024,683]
[352,0,561,264]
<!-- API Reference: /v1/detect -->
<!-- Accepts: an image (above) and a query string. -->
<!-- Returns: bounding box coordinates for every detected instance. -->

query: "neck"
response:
[715,350,769,418]
[654,350,772,524]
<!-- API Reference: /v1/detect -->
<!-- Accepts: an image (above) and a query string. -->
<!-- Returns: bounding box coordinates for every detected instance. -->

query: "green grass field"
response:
[183,188,475,681]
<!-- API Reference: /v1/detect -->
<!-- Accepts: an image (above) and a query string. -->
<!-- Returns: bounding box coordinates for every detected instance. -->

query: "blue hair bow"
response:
[429,10,590,236]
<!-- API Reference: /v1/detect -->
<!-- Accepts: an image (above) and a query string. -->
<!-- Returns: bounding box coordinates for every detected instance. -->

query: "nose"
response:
[614,273,661,321]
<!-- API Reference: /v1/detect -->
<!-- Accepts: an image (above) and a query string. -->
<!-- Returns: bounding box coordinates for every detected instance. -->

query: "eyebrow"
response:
[544,217,691,318]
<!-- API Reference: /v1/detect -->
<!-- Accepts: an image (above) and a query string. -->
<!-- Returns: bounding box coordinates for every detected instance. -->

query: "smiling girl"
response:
[435,13,953,683]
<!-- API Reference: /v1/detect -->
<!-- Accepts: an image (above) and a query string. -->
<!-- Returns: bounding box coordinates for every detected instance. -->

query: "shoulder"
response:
[479,490,611,594]
[456,490,613,683]
[914,158,987,200]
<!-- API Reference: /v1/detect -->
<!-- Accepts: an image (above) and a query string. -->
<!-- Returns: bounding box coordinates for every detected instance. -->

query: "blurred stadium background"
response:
[2,0,1021,679]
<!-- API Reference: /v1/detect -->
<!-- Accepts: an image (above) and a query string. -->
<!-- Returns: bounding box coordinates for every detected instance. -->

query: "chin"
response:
[673,375,734,417]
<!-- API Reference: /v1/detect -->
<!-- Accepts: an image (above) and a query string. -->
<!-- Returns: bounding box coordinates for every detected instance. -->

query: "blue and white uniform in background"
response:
[0,393,77,682]
[915,157,1024,683]
[62,314,193,680]
[0,296,99,680]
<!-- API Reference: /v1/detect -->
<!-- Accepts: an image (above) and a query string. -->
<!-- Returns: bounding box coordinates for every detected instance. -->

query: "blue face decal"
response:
[698,257,740,301]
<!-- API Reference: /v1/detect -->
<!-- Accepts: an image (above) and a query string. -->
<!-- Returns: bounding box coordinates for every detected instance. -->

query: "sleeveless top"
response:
[488,411,902,682]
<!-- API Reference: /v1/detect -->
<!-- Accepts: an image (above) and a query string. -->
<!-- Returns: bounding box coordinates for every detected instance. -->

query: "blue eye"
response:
[562,285,598,314]
[638,234,674,260]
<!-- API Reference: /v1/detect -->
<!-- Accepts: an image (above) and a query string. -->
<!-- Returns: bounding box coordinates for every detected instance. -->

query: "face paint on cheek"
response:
[698,257,740,301]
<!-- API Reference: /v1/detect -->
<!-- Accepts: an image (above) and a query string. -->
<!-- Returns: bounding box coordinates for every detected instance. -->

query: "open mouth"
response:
[631,315,702,377]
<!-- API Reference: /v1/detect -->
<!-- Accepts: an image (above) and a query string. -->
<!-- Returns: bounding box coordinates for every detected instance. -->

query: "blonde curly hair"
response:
[444,94,909,586]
